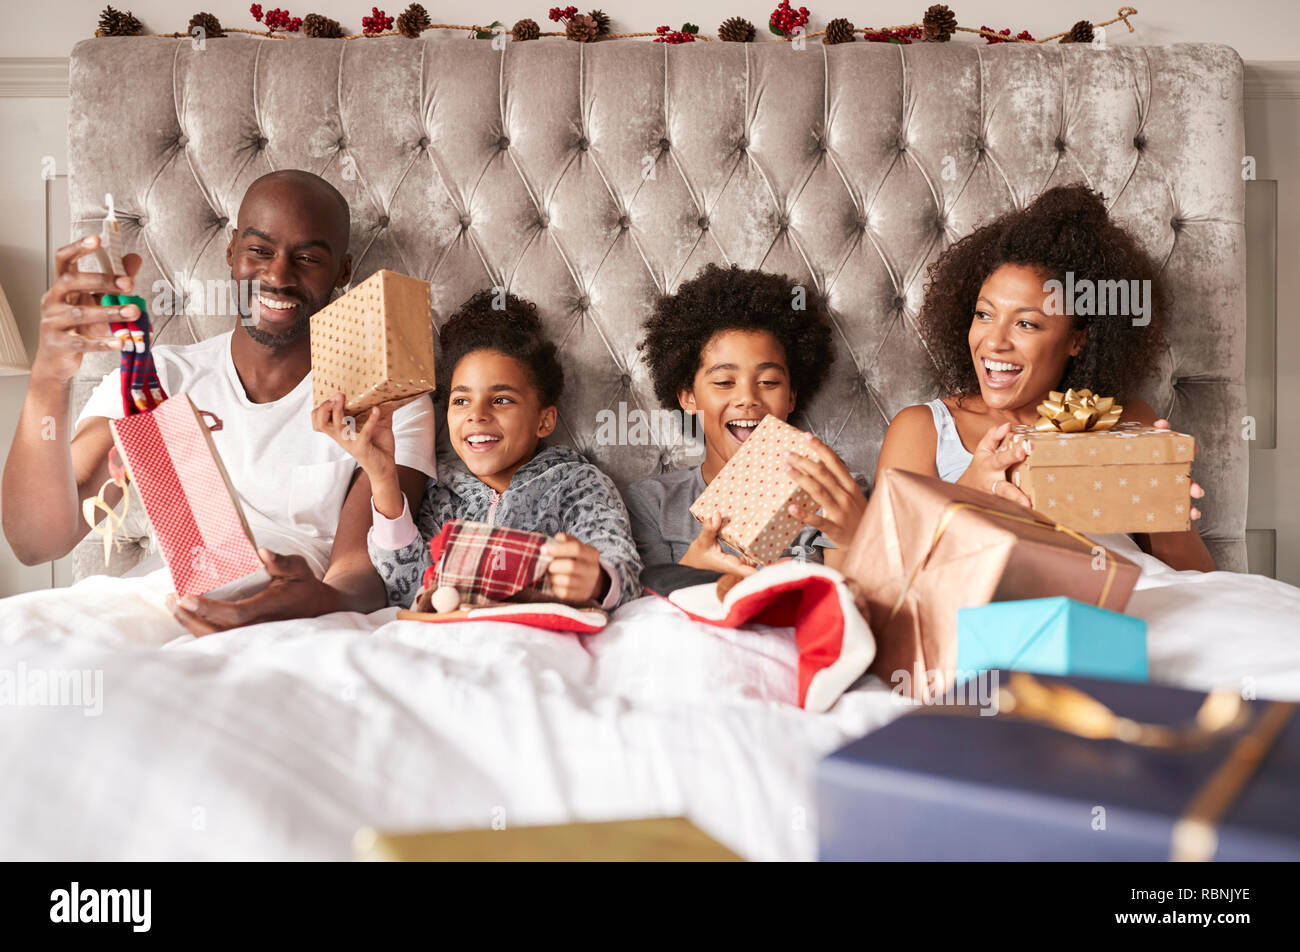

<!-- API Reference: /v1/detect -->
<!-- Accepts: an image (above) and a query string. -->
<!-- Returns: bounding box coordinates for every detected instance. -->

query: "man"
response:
[2,170,434,634]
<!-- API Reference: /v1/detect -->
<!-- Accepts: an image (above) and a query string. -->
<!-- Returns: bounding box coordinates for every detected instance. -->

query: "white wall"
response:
[2,0,1299,60]
[0,2,1296,594]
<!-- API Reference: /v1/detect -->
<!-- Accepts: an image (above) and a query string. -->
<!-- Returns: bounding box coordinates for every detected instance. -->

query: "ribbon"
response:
[1034,387,1123,433]
[81,446,133,565]
[994,672,1296,862]
[883,500,1120,633]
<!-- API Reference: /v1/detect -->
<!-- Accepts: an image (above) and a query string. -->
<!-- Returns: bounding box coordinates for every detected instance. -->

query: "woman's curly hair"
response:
[918,184,1166,401]
[439,289,564,406]
[639,263,835,418]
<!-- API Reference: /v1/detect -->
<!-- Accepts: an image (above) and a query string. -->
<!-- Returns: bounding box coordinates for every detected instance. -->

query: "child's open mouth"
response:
[725,418,763,444]
[464,433,502,453]
[981,357,1024,391]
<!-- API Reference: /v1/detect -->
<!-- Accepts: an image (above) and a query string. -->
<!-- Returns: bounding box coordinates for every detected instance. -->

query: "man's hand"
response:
[542,532,607,605]
[785,433,867,547]
[33,235,143,384]
[680,514,758,578]
[165,548,339,635]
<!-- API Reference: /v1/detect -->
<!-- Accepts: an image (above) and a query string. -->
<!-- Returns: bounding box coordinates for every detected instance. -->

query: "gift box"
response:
[689,415,820,565]
[108,394,267,598]
[817,671,1300,860]
[957,597,1148,682]
[414,519,555,610]
[309,269,436,421]
[840,468,1139,700]
[1000,393,1195,534]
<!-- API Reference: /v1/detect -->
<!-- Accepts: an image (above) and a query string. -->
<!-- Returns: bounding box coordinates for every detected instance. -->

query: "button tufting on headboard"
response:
[65,38,1250,577]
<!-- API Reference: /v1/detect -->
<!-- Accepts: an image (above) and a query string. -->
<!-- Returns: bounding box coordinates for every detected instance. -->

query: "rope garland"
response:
[111,6,1139,45]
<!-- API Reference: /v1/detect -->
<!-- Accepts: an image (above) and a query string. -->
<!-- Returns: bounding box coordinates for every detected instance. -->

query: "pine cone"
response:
[922,4,957,42]
[187,12,224,38]
[511,18,540,41]
[717,16,755,42]
[95,5,143,37]
[1060,20,1094,44]
[566,13,599,42]
[588,9,610,36]
[302,13,344,38]
[824,18,855,45]
[396,3,431,38]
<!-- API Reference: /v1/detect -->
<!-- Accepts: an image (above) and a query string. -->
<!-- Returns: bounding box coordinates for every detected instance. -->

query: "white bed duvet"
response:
[2,535,1298,861]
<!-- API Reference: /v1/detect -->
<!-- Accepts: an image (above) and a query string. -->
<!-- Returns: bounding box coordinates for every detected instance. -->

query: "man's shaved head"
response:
[226,169,354,350]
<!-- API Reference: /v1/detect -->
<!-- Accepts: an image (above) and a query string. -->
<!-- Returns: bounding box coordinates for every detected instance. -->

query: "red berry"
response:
[250,3,263,21]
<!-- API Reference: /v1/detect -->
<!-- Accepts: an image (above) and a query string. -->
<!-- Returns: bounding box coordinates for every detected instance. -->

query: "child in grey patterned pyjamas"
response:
[314,289,642,610]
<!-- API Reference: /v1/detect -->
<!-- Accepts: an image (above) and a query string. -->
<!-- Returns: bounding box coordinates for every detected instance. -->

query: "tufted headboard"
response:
[66,37,1247,579]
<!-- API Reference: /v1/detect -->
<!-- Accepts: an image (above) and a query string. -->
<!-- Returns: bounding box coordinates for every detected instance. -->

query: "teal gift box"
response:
[956,596,1147,682]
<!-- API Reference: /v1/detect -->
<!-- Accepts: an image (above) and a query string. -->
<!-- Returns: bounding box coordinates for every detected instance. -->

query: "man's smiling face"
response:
[226,172,352,349]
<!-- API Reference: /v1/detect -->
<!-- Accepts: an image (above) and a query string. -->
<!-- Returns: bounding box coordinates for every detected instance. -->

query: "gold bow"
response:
[1034,388,1123,433]
[81,446,132,565]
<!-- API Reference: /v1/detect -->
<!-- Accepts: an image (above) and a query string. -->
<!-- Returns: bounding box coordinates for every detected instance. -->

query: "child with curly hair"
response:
[877,184,1213,572]
[314,288,642,608]
[627,263,866,575]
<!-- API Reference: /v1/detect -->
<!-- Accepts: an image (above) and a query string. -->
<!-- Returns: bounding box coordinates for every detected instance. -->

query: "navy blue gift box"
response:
[817,672,1300,861]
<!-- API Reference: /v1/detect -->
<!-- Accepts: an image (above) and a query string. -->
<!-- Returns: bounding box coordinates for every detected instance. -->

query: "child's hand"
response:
[312,393,397,478]
[785,433,868,547]
[543,532,607,605]
[1152,418,1204,520]
[956,420,1033,507]
[681,514,758,578]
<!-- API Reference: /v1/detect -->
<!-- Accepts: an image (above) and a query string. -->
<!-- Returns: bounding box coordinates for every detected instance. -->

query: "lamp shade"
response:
[0,282,29,375]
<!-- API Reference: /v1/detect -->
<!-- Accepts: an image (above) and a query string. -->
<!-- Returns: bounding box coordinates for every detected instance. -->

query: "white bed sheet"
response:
[1,534,1298,861]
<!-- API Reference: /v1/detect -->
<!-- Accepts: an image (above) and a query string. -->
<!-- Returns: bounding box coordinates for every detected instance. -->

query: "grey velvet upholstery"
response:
[66,37,1248,578]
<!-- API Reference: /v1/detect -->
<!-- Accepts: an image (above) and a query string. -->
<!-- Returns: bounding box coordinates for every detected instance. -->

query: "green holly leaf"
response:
[769,22,784,36]
[475,20,502,39]
[682,23,699,34]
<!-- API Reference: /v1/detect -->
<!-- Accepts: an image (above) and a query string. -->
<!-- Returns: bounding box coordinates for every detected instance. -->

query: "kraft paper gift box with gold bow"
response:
[817,671,1300,861]
[310,269,437,423]
[999,389,1196,535]
[840,468,1140,701]
[689,415,821,565]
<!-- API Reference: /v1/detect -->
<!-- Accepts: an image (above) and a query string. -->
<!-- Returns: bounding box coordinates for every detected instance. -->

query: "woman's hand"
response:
[681,514,758,577]
[956,420,1033,507]
[1153,418,1205,520]
[543,532,607,605]
[785,433,867,547]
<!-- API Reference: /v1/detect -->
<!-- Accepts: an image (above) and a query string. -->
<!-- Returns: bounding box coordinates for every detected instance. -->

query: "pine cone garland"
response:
[824,18,855,45]
[511,18,540,41]
[922,4,957,42]
[396,3,431,38]
[95,5,143,37]
[717,16,755,42]
[1060,20,1094,44]
[566,13,600,42]
[588,9,610,36]
[302,13,344,38]
[187,12,224,38]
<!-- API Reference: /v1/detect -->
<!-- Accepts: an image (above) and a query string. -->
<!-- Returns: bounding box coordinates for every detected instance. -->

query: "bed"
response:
[2,37,1293,861]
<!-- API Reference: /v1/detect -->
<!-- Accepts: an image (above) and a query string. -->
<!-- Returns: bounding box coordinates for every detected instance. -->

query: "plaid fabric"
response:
[420,520,555,607]
[104,295,167,415]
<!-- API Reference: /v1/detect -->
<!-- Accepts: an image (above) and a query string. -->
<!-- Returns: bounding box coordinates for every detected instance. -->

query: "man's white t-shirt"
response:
[76,331,437,580]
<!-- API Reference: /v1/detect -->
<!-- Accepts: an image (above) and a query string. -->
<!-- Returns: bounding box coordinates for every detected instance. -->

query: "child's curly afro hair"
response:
[439,289,564,406]
[639,263,835,418]
[918,184,1167,401]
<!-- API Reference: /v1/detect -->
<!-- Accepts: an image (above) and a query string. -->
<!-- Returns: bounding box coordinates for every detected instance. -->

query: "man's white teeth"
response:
[467,435,500,444]
[984,359,1023,372]
[258,294,295,311]
[728,420,760,428]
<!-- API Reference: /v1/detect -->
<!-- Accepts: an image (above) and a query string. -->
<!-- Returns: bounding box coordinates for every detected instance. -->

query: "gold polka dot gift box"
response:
[1000,391,1196,535]
[689,415,820,566]
[309,269,437,422]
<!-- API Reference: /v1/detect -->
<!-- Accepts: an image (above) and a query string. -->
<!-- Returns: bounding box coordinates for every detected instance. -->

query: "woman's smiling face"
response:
[968,263,1085,412]
[679,328,797,478]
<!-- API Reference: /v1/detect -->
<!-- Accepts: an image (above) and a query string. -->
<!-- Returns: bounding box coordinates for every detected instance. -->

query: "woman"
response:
[876,185,1213,572]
